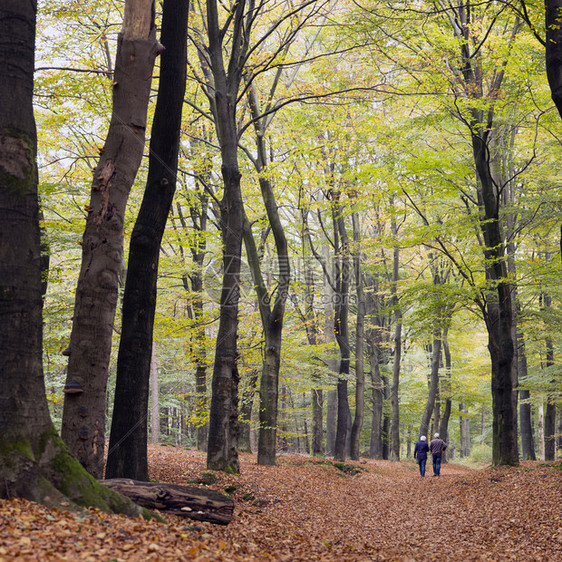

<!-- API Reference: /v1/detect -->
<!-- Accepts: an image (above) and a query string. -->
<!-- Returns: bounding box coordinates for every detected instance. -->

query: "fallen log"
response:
[101,479,234,525]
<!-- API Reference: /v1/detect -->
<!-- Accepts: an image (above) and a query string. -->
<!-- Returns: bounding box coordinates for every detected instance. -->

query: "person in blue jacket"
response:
[413,435,430,477]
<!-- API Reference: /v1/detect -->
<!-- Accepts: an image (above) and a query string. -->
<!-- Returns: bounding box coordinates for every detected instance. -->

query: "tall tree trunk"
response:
[324,249,338,457]
[333,197,351,463]
[517,314,535,459]
[546,12,562,460]
[366,274,385,459]
[442,2,518,467]
[420,328,442,437]
[62,0,159,479]
[239,370,258,452]
[205,0,251,473]
[0,1,141,516]
[558,406,562,459]
[242,109,290,465]
[350,210,365,460]
[472,129,518,466]
[369,346,384,459]
[389,215,401,462]
[326,390,337,456]
[382,387,390,460]
[150,344,159,444]
[538,402,545,460]
[459,403,471,458]
[105,0,189,481]
[438,326,452,462]
[543,294,556,461]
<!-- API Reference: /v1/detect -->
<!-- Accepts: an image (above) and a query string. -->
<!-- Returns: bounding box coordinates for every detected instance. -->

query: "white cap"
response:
[420,435,426,441]
[434,433,440,438]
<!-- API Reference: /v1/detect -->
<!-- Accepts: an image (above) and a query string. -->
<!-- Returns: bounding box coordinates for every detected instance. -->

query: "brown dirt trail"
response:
[0,446,560,561]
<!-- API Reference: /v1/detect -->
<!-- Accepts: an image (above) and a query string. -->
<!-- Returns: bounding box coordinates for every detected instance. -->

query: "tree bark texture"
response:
[333,199,351,462]
[438,327,452,462]
[516,300,535,459]
[243,172,290,465]
[543,293,556,461]
[102,479,234,524]
[0,0,55,500]
[366,274,385,459]
[389,227,401,461]
[239,370,258,453]
[459,403,471,458]
[420,329,442,438]
[0,1,145,518]
[324,249,338,457]
[105,0,189,481]
[325,390,337,456]
[203,0,254,473]
[440,0,518,466]
[250,110,292,466]
[150,344,159,444]
[62,0,159,479]
[350,210,365,461]
[473,130,518,466]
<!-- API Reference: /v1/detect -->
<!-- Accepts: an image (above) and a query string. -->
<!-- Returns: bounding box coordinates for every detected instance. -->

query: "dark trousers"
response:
[433,454,442,476]
[418,458,427,477]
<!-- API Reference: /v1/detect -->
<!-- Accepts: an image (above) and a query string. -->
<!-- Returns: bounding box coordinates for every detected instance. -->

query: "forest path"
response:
[148,446,562,561]
[0,446,560,560]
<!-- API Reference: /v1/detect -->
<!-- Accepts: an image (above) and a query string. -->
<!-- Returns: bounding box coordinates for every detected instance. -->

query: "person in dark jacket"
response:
[413,435,430,477]
[429,432,448,476]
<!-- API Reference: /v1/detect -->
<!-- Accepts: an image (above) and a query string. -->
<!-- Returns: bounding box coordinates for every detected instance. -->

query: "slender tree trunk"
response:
[558,406,562,459]
[389,219,401,461]
[105,0,189,481]
[439,326,452,462]
[205,0,250,473]
[538,402,545,460]
[326,390,337,456]
[518,329,535,459]
[62,0,159,478]
[382,391,390,460]
[350,211,365,460]
[333,198,351,462]
[515,298,535,459]
[546,12,562,460]
[241,85,291,466]
[459,403,471,457]
[472,129,518,466]
[420,328,442,437]
[239,370,258,453]
[445,6,518,467]
[369,333,384,459]
[543,293,556,461]
[257,320,283,465]
[150,344,159,444]
[324,248,338,457]
[365,273,385,459]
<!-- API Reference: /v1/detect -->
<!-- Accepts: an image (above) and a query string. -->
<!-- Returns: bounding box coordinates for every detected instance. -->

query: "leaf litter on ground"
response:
[0,445,560,561]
